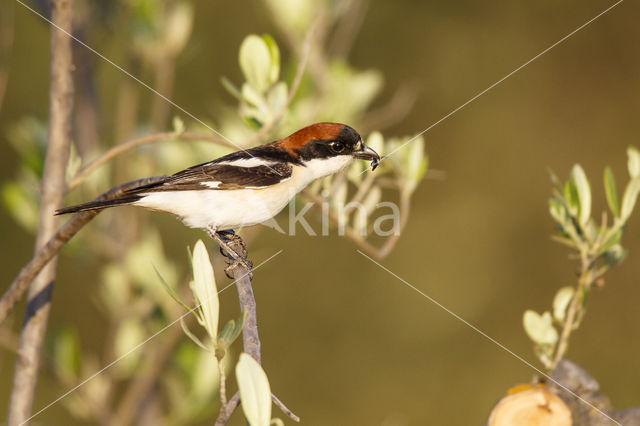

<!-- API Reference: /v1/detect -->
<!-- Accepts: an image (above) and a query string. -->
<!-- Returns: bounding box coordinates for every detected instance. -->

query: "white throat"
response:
[300,156,353,182]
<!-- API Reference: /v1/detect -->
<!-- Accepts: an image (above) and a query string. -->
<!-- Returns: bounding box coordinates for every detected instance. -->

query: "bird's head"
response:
[278,123,380,176]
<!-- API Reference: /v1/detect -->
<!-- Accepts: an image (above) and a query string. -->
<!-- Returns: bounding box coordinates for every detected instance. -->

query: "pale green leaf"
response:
[603,243,626,266]
[2,181,39,231]
[261,34,280,85]
[620,178,640,222]
[604,166,619,218]
[190,240,219,340]
[236,353,272,426]
[239,35,272,93]
[571,164,591,227]
[180,317,210,351]
[113,319,145,375]
[366,131,384,157]
[164,2,194,54]
[241,83,267,109]
[266,82,288,116]
[407,137,427,190]
[523,310,558,346]
[563,179,579,216]
[52,327,81,381]
[552,287,574,323]
[599,228,622,255]
[264,0,314,32]
[627,146,640,179]
[172,116,185,133]
[548,198,566,225]
[153,264,191,313]
[221,76,243,100]
[220,310,246,347]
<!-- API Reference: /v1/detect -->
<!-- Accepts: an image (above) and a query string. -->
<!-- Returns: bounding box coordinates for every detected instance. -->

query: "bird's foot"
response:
[207,228,253,279]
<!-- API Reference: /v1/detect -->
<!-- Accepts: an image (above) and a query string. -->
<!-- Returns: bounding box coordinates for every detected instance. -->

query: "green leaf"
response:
[113,319,145,375]
[552,287,574,323]
[366,131,385,157]
[266,81,288,115]
[180,317,210,351]
[153,264,192,313]
[571,164,591,227]
[236,353,272,426]
[599,228,622,255]
[52,327,82,381]
[220,310,246,347]
[548,198,566,225]
[603,244,626,266]
[604,166,619,218]
[563,178,579,217]
[239,35,272,93]
[523,310,558,346]
[627,146,640,179]
[407,136,427,191]
[190,240,219,341]
[261,34,280,85]
[620,178,640,222]
[242,116,263,130]
[221,76,243,100]
[172,116,185,134]
[1,181,39,231]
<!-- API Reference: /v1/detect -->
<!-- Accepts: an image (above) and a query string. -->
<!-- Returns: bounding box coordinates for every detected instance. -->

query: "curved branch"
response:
[68,131,234,190]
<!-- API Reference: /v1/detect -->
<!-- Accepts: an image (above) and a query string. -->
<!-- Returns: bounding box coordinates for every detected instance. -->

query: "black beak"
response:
[353,144,381,170]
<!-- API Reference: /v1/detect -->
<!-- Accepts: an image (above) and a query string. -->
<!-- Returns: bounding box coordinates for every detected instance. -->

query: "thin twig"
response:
[357,84,418,134]
[8,1,74,422]
[0,177,166,326]
[551,251,592,369]
[217,358,228,417]
[215,392,240,425]
[272,393,300,422]
[327,0,369,60]
[68,131,234,190]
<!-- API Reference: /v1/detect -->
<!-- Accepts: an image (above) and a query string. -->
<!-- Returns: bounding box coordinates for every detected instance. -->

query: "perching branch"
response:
[211,233,299,424]
[8,0,74,423]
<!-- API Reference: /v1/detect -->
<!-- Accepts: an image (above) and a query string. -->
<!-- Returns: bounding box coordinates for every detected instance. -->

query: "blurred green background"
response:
[1,0,639,424]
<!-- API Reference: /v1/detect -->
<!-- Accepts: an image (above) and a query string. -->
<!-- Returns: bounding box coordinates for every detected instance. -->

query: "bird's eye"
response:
[330,142,345,153]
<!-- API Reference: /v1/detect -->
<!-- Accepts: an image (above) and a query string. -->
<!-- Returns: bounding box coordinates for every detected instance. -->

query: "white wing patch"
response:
[201,181,221,189]
[215,158,278,167]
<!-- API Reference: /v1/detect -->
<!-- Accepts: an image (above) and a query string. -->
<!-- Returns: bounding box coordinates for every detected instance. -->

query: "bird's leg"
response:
[206,227,253,279]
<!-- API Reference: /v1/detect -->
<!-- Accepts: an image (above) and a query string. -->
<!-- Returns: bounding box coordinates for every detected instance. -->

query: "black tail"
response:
[55,195,142,215]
